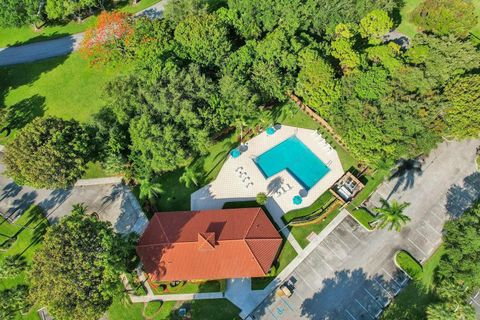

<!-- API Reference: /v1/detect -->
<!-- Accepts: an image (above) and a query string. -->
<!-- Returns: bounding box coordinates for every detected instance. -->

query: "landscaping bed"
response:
[148,279,225,295]
[350,208,376,230]
[395,250,423,280]
[282,191,342,248]
[382,247,444,319]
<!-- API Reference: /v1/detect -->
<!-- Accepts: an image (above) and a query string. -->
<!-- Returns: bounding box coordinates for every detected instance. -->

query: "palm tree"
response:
[373,199,411,231]
[179,166,201,188]
[72,203,87,215]
[139,178,164,203]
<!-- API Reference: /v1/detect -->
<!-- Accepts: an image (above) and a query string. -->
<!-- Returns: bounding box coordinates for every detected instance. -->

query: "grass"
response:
[108,298,241,320]
[382,246,444,319]
[395,250,423,279]
[0,53,129,144]
[0,0,161,47]
[350,208,375,230]
[0,205,49,319]
[149,280,225,295]
[82,162,111,179]
[282,191,341,248]
[144,301,163,318]
[396,0,420,38]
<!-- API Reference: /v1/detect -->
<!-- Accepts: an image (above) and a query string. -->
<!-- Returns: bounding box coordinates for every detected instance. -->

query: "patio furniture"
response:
[293,195,302,205]
[230,148,241,158]
[266,127,276,135]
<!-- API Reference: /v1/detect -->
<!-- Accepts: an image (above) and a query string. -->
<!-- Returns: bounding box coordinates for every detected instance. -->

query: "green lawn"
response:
[0,0,161,47]
[0,53,127,144]
[350,208,375,230]
[396,0,420,38]
[0,206,49,320]
[395,250,423,279]
[382,246,444,320]
[108,297,241,320]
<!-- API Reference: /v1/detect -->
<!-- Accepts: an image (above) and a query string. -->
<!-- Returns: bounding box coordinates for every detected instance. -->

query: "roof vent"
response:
[198,232,216,250]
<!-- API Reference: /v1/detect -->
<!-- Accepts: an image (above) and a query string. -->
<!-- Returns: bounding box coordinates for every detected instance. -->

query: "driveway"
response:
[0,0,168,66]
[248,139,480,319]
[0,157,148,234]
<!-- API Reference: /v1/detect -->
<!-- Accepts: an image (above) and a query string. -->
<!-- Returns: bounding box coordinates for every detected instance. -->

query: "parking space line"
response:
[363,288,384,307]
[374,278,393,298]
[345,309,358,320]
[425,221,442,236]
[382,268,402,287]
[311,249,336,272]
[280,296,295,312]
[415,228,433,244]
[347,227,362,242]
[323,242,344,260]
[303,258,328,281]
[296,272,318,293]
[267,305,280,320]
[354,299,373,319]
[408,238,427,257]
[330,231,351,249]
[470,299,480,307]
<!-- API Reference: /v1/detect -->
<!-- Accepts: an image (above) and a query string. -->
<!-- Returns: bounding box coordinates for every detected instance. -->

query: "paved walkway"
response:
[247,139,480,319]
[0,0,168,66]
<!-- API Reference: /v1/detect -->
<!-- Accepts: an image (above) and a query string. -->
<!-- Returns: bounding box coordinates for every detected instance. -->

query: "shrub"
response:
[396,250,422,279]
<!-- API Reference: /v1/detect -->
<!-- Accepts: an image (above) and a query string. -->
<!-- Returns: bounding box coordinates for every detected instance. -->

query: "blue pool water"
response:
[254,136,330,190]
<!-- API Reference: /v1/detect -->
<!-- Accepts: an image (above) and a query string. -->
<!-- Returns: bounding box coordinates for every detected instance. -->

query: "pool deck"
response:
[191,125,344,247]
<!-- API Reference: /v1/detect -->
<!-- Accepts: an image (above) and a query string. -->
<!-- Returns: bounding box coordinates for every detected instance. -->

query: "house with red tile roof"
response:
[136,208,283,281]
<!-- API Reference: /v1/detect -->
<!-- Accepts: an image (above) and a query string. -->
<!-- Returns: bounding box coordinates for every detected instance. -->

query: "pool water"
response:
[254,136,330,190]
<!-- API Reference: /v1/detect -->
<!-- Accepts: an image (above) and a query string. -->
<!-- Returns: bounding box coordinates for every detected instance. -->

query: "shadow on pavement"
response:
[445,172,480,218]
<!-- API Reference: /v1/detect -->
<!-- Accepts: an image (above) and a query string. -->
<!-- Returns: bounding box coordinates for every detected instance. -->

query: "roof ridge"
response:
[244,239,269,274]
[155,214,171,244]
[244,207,262,240]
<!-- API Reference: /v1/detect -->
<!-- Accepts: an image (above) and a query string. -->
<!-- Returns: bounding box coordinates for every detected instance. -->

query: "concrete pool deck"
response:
[191,125,344,230]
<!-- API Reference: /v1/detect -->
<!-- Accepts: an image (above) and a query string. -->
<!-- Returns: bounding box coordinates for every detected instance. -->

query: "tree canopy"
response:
[0,0,41,27]
[29,209,131,320]
[411,0,478,38]
[4,117,93,189]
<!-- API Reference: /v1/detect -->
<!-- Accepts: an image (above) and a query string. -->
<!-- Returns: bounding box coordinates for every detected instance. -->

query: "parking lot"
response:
[250,216,410,320]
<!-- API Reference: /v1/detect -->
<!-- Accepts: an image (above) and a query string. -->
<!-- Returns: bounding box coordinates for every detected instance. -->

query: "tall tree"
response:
[80,11,134,65]
[442,74,480,139]
[45,0,98,21]
[411,0,478,38]
[0,255,27,279]
[179,166,201,188]
[359,9,393,44]
[0,0,43,28]
[0,285,30,320]
[295,48,339,112]
[164,0,209,25]
[174,12,232,66]
[4,117,92,189]
[373,199,411,231]
[29,210,130,320]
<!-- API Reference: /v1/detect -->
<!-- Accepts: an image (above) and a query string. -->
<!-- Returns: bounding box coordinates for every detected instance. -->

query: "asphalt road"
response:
[249,139,480,319]
[0,0,167,66]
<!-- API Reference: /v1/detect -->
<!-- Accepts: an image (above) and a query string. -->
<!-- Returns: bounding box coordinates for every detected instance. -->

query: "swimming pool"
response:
[254,136,330,190]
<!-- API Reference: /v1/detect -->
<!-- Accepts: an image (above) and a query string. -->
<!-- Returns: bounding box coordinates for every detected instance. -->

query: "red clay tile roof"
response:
[136,208,283,281]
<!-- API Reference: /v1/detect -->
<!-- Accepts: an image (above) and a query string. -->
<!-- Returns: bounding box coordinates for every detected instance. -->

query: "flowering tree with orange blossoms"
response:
[81,11,134,65]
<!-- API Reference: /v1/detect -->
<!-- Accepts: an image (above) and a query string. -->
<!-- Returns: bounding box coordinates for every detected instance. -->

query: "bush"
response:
[396,250,422,279]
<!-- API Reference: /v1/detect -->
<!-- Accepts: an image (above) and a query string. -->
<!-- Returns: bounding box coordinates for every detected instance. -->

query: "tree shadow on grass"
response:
[3,94,46,131]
